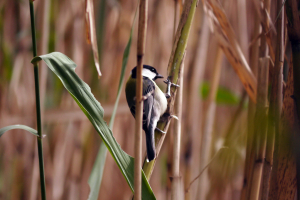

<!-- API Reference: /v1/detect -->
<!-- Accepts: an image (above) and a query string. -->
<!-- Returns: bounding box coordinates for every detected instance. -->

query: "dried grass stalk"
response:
[203,0,257,103]
[267,0,285,198]
[85,0,101,77]
[248,58,269,200]
[134,0,148,199]
[197,47,223,200]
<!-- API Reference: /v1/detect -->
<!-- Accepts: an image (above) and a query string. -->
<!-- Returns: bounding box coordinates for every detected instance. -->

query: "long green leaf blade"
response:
[88,6,138,200]
[0,125,38,137]
[31,52,155,200]
[88,142,107,200]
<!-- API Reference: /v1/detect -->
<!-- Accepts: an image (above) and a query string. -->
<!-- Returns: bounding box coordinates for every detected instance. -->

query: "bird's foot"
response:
[170,115,179,120]
[155,127,166,134]
[163,77,180,98]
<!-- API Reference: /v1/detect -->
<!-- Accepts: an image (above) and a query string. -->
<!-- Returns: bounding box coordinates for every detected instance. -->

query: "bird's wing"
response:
[142,77,155,129]
[129,77,155,129]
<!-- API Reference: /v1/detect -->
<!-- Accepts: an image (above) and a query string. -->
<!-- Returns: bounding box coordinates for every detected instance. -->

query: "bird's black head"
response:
[131,65,164,80]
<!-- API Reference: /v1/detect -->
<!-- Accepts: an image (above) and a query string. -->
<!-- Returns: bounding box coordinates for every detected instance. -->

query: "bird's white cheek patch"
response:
[142,69,156,80]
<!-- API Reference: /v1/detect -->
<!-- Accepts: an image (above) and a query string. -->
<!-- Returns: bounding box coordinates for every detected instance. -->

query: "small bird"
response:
[125,65,176,161]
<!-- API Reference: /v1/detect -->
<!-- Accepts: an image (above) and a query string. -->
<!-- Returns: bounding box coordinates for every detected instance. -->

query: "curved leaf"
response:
[32,52,155,200]
[0,125,38,137]
[88,5,139,200]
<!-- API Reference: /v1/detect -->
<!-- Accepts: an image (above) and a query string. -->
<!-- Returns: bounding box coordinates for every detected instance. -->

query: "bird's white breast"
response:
[153,84,168,115]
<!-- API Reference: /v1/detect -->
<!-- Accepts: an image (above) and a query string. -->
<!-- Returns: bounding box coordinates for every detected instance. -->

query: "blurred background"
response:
[0,0,279,199]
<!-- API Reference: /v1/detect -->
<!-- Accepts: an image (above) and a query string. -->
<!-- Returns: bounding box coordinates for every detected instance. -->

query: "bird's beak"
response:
[156,74,164,79]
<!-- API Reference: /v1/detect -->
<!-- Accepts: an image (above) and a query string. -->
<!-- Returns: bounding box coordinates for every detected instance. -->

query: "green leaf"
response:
[32,52,155,200]
[88,5,139,200]
[88,142,107,200]
[200,82,240,105]
[0,125,38,137]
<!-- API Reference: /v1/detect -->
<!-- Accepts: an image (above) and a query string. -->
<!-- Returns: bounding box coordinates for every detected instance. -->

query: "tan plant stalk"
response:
[134,0,148,199]
[197,47,223,200]
[258,0,272,198]
[240,3,260,199]
[267,0,285,198]
[171,58,184,200]
[202,0,257,102]
[248,58,269,200]
[85,0,101,77]
[241,1,260,200]
[167,0,182,198]
[184,15,210,200]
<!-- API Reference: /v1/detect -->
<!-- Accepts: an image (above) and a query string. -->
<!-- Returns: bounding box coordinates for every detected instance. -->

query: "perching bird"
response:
[125,65,176,161]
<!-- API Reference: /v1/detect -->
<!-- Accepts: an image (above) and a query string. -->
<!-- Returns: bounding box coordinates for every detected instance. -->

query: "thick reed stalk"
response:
[259,0,272,198]
[29,1,46,200]
[248,58,269,200]
[267,0,284,198]
[241,3,260,198]
[171,60,184,200]
[134,0,148,199]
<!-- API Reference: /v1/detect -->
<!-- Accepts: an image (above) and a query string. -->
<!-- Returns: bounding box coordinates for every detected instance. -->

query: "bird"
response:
[125,65,176,161]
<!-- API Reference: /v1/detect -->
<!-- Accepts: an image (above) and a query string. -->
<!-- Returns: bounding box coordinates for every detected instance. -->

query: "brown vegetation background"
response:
[0,0,281,199]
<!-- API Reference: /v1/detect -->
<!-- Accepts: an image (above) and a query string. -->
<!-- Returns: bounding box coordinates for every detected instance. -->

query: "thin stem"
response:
[134,0,148,199]
[184,15,209,200]
[197,47,223,199]
[241,3,260,198]
[29,1,46,200]
[267,0,284,198]
[171,55,184,200]
[259,0,272,199]
[249,58,269,200]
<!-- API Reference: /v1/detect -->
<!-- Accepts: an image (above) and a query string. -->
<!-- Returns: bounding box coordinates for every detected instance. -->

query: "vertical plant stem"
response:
[167,1,181,197]
[171,57,184,200]
[241,2,260,199]
[135,0,148,199]
[259,1,272,199]
[184,15,209,200]
[267,0,284,198]
[248,58,269,200]
[197,47,223,199]
[29,1,46,200]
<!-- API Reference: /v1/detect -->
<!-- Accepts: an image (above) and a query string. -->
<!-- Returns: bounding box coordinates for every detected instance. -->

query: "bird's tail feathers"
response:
[146,125,156,161]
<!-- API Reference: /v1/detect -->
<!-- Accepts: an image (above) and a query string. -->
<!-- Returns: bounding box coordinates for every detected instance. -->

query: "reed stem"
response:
[29,1,46,200]
[134,0,148,199]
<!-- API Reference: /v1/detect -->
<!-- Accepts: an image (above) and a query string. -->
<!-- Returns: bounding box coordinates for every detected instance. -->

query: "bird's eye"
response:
[151,69,155,72]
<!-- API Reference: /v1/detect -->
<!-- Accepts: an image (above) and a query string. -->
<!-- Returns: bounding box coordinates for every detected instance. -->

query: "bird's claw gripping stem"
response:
[170,115,179,120]
[163,77,180,98]
[155,127,166,134]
